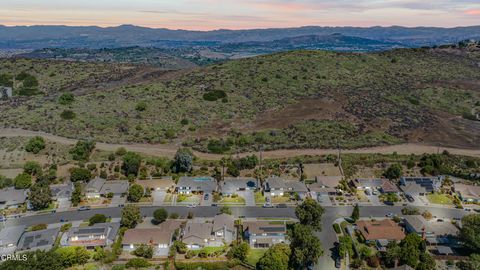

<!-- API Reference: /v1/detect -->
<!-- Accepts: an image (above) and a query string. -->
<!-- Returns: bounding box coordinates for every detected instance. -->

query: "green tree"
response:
[153,208,168,224]
[173,148,193,173]
[0,250,63,270]
[220,206,232,215]
[256,243,291,270]
[351,204,360,221]
[71,182,82,206]
[295,198,325,231]
[23,161,42,176]
[54,246,90,267]
[122,152,142,177]
[289,224,323,269]
[128,184,144,202]
[459,214,480,252]
[121,205,143,228]
[70,140,95,161]
[29,183,52,210]
[384,163,403,180]
[89,214,107,226]
[70,167,91,182]
[385,241,401,267]
[226,241,250,262]
[14,173,32,189]
[133,244,153,258]
[338,236,353,259]
[25,136,46,154]
[458,254,480,270]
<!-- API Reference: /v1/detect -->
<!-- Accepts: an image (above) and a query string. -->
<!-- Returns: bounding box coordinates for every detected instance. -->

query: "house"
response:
[404,215,459,245]
[400,176,443,196]
[85,177,128,198]
[314,176,343,189]
[221,177,258,195]
[0,188,27,209]
[0,86,12,99]
[85,177,106,198]
[100,180,129,197]
[122,220,182,256]
[136,177,175,192]
[17,228,60,252]
[453,183,480,203]
[177,176,217,194]
[182,214,235,248]
[50,183,74,201]
[308,183,337,196]
[0,225,25,255]
[380,180,401,194]
[356,219,405,248]
[264,177,308,198]
[61,222,120,249]
[351,178,383,190]
[243,221,287,248]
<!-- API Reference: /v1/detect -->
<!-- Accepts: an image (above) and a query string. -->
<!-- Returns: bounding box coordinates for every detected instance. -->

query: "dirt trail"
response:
[1,128,479,159]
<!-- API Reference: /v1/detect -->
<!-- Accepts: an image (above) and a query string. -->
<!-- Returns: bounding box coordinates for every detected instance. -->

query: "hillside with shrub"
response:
[0,47,479,153]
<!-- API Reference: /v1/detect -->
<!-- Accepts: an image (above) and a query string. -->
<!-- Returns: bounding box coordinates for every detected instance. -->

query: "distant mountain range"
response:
[1,24,480,50]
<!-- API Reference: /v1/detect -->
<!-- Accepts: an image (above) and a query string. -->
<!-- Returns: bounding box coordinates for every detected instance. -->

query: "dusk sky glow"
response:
[0,0,479,30]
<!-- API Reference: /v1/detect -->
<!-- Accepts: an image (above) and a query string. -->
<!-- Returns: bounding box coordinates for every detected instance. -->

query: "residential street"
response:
[3,205,468,270]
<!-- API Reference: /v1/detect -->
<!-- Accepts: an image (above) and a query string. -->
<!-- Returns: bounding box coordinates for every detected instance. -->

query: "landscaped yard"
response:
[427,193,453,205]
[271,196,291,204]
[254,191,266,204]
[220,195,245,205]
[177,194,200,204]
[246,249,267,266]
[164,193,173,203]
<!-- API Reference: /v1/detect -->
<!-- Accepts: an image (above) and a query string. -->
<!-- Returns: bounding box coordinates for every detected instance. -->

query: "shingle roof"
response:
[183,222,213,242]
[100,180,129,195]
[122,220,182,245]
[356,219,405,241]
[314,176,342,188]
[221,177,258,193]
[0,225,26,246]
[381,180,400,193]
[352,178,383,189]
[50,183,74,199]
[86,177,106,193]
[454,183,480,199]
[213,214,235,232]
[404,215,459,236]
[135,178,175,190]
[177,176,217,193]
[0,188,27,206]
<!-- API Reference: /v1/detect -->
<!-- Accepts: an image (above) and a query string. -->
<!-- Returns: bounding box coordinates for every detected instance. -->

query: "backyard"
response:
[246,249,267,266]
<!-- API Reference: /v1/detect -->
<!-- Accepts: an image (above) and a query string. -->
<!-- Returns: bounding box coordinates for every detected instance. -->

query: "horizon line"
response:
[1,23,480,32]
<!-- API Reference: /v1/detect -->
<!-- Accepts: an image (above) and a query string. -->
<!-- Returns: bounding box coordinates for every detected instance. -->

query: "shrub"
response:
[58,93,75,105]
[14,173,32,189]
[70,167,91,182]
[60,223,72,232]
[135,101,147,111]
[25,136,46,154]
[60,110,76,120]
[203,90,227,101]
[153,208,168,224]
[30,224,48,231]
[333,223,341,234]
[89,214,107,226]
[169,213,179,219]
[133,244,153,259]
[125,258,151,268]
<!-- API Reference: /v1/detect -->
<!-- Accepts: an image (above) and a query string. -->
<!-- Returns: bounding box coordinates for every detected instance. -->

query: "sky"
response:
[0,0,479,30]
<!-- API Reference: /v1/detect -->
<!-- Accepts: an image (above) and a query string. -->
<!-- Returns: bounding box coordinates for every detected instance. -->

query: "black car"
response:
[204,193,209,200]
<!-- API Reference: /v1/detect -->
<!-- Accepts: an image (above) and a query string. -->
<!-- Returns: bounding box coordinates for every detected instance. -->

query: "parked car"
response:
[211,203,218,207]
[187,204,197,208]
[365,189,372,195]
[276,204,287,208]
[372,190,379,195]
[406,194,414,202]
[307,262,315,270]
[204,194,209,200]
[464,208,472,212]
[0,215,6,222]
[386,213,395,218]
[262,203,274,208]
[77,206,91,211]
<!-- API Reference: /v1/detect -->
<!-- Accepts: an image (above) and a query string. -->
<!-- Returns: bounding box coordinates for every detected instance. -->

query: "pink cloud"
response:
[464,9,480,15]
[246,1,325,13]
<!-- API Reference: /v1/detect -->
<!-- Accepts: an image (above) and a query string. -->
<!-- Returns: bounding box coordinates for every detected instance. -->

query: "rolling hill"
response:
[0,46,479,153]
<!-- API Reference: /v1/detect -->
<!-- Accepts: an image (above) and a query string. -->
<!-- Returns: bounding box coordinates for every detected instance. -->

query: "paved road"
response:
[3,205,469,270]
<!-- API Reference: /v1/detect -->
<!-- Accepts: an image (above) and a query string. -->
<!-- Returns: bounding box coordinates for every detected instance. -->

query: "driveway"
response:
[315,193,333,207]
[56,199,71,212]
[238,190,255,206]
[366,194,381,206]
[152,191,166,206]
[200,193,212,206]
[109,196,126,207]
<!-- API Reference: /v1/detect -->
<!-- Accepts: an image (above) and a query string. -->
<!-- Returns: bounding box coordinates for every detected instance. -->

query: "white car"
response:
[187,204,197,208]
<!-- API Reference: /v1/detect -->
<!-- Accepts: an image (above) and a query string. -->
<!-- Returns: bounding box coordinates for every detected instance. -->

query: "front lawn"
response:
[177,194,200,204]
[271,196,291,204]
[220,195,245,205]
[254,191,266,204]
[246,249,267,266]
[427,193,453,205]
[163,193,173,203]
